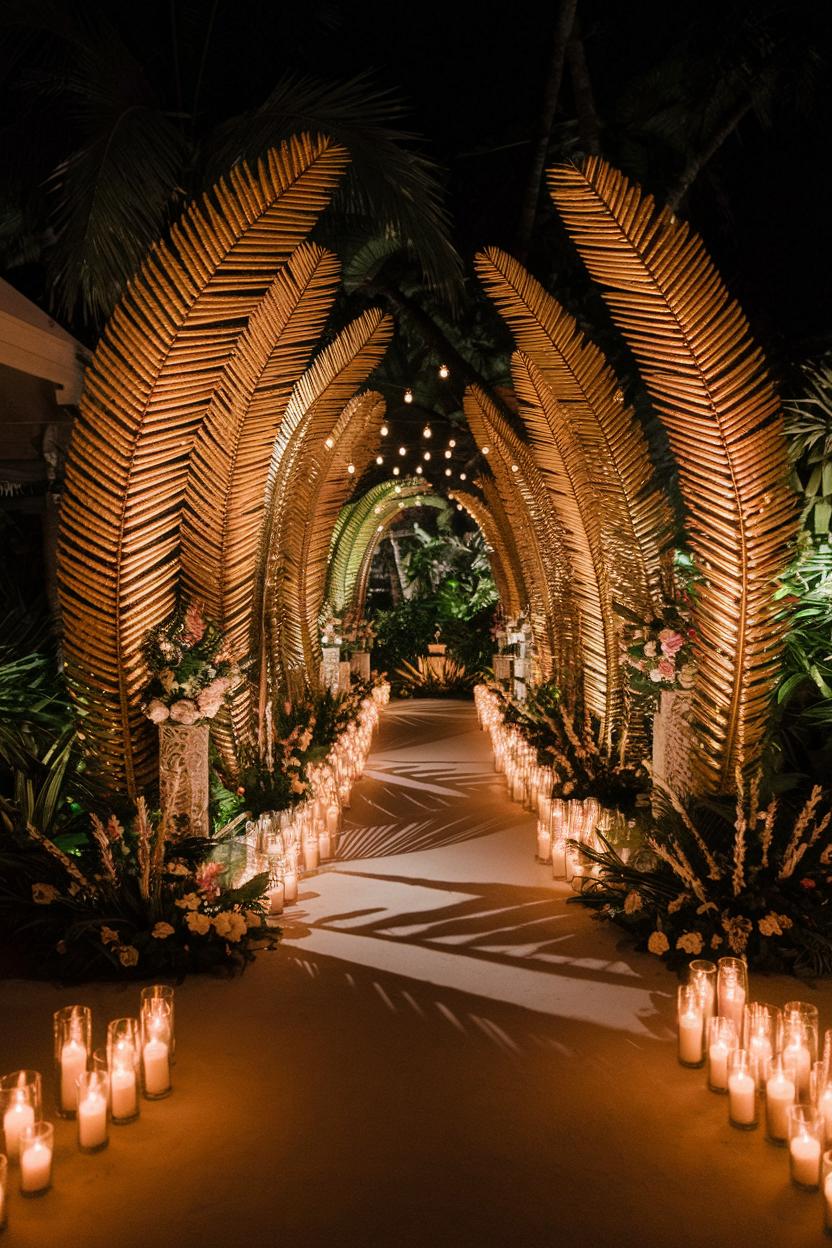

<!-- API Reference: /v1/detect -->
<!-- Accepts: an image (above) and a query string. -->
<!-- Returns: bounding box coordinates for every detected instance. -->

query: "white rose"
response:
[169,699,200,725]
[145,698,170,723]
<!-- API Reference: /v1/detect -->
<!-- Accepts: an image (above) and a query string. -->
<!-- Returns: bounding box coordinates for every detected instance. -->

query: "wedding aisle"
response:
[2,698,830,1247]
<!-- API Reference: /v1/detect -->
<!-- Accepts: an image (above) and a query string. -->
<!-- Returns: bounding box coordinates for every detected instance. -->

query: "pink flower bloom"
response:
[657,657,676,680]
[145,698,170,724]
[658,629,684,657]
[195,862,226,901]
[169,699,200,725]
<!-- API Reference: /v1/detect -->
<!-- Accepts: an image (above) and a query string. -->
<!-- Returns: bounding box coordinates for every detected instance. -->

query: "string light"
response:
[444,450,452,459]
[444,468,452,477]
[460,472,467,480]
[404,389,413,404]
[324,436,334,449]
[394,484,402,494]
[456,503,463,511]
[398,446,406,456]
[347,463,355,474]
[482,446,490,455]
[422,424,432,438]
[380,424,389,437]
[376,455,384,465]
[392,466,400,476]
[377,524,383,532]
[438,363,450,380]
[374,506,381,514]
[424,451,431,461]
[449,438,456,448]
[415,465,423,475]
[511,463,519,473]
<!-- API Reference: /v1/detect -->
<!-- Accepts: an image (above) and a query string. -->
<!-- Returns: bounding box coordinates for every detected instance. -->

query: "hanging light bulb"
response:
[404,389,413,404]
[374,505,381,514]
[423,450,431,461]
[460,472,467,481]
[444,449,452,459]
[444,468,452,477]
[392,466,400,477]
[456,503,463,511]
[347,463,355,474]
[380,424,389,437]
[511,463,519,473]
[423,424,432,439]
[375,455,384,465]
[377,524,384,532]
[482,446,490,455]
[395,484,402,494]
[415,465,423,475]
[438,363,450,380]
[324,436,334,449]
[449,438,456,448]
[398,445,406,456]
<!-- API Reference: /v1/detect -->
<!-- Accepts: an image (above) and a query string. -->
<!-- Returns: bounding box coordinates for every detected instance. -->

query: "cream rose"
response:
[169,699,200,725]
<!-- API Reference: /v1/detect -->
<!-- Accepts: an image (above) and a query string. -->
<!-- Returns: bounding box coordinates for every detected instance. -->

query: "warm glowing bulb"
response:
[380,424,389,437]
[404,389,413,404]
[456,503,463,511]
[438,363,449,379]
[449,438,456,448]
[398,446,406,456]
[374,506,381,514]
[444,449,452,459]
[511,463,519,473]
[376,455,383,465]
[377,524,383,532]
[392,466,400,476]
[395,485,402,494]
[324,436,334,449]
[347,463,355,474]
[424,451,431,461]
[460,472,467,480]
[444,468,452,477]
[482,446,490,455]
[423,425,432,438]
[416,465,423,474]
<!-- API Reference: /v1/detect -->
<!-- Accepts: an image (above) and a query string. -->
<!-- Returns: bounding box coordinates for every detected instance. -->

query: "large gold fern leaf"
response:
[463,385,576,687]
[511,353,621,742]
[548,156,799,790]
[450,488,524,617]
[58,134,348,796]
[478,477,531,617]
[261,308,393,694]
[475,246,672,613]
[181,242,341,768]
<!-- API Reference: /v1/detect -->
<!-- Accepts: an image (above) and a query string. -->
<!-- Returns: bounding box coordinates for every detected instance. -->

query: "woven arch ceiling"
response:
[449,488,524,619]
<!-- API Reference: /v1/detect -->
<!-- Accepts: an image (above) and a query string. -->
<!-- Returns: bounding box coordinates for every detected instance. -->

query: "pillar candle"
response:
[784,1039,812,1098]
[60,1038,87,1112]
[78,1091,107,1150]
[142,1038,170,1096]
[268,879,285,916]
[20,1139,51,1194]
[303,838,319,872]
[719,982,746,1038]
[3,1094,35,1161]
[728,1070,756,1126]
[318,830,332,861]
[111,1068,137,1120]
[536,824,552,862]
[766,1072,796,1140]
[678,1010,704,1065]
[284,869,298,903]
[748,1033,773,1084]
[709,1039,731,1091]
[790,1135,821,1187]
[326,804,339,836]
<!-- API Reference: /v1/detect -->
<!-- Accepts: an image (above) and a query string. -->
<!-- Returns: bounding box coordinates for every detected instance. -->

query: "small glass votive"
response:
[744,1002,782,1087]
[107,1018,141,1123]
[141,1001,172,1100]
[76,1071,109,1154]
[728,1049,757,1129]
[677,984,705,1068]
[823,1150,832,1236]
[19,1122,53,1196]
[53,1004,91,1118]
[708,1016,738,1093]
[716,958,747,1038]
[0,1153,7,1229]
[687,960,717,1025]
[140,986,175,1062]
[766,1054,798,1145]
[789,1106,822,1189]
[1,1071,42,1162]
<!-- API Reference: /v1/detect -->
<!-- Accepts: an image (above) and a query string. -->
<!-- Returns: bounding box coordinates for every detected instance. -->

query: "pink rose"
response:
[658,629,684,657]
[169,698,200,725]
[657,657,676,680]
[145,698,170,724]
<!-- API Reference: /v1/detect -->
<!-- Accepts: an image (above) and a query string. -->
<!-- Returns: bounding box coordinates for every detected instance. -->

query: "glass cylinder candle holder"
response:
[744,1002,782,1087]
[716,958,748,1039]
[784,1014,817,1101]
[1,1071,42,1162]
[140,986,176,1062]
[283,849,298,904]
[728,1049,757,1129]
[536,818,552,864]
[19,1122,53,1196]
[813,1062,832,1147]
[53,1004,91,1118]
[317,821,332,862]
[107,1018,141,1123]
[688,960,717,1026]
[677,984,705,1068]
[302,833,319,873]
[789,1106,823,1189]
[823,1150,832,1237]
[708,1016,738,1093]
[767,1054,798,1145]
[0,1153,7,1230]
[76,1071,109,1154]
[551,835,567,880]
[141,1001,172,1100]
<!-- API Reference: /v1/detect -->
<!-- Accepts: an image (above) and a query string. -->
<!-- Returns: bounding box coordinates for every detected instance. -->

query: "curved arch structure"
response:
[351,494,449,620]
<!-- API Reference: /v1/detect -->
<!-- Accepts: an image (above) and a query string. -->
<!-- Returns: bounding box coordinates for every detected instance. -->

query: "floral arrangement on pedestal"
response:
[620,601,696,703]
[319,603,343,649]
[575,772,832,976]
[0,799,274,980]
[141,602,238,725]
[340,610,376,658]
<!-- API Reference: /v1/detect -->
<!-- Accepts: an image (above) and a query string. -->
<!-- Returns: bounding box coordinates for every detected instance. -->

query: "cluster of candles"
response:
[0,987,175,1226]
[241,689,388,912]
[677,957,832,1232]
[473,684,635,883]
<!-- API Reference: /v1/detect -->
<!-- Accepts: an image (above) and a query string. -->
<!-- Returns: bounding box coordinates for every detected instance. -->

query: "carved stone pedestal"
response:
[158,721,210,837]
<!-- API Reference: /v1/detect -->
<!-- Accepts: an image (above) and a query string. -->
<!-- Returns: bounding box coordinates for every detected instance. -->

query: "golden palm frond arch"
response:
[549,156,798,790]
[58,134,349,795]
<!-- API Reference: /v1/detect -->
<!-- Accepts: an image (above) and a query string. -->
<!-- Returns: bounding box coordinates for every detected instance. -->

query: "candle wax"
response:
[61,1038,87,1111]
[303,839,319,872]
[728,1071,756,1125]
[326,805,339,836]
[318,830,332,860]
[284,871,298,903]
[111,1067,137,1119]
[536,826,552,861]
[709,1041,731,1090]
[678,1012,703,1064]
[268,880,285,915]
[718,983,746,1037]
[784,1041,812,1097]
[790,1135,821,1187]
[78,1092,108,1149]
[143,1038,170,1096]
[20,1140,51,1193]
[765,1074,795,1139]
[3,1097,35,1161]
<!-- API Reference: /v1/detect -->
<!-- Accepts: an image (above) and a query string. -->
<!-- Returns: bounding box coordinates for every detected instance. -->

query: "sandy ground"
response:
[1,698,831,1248]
